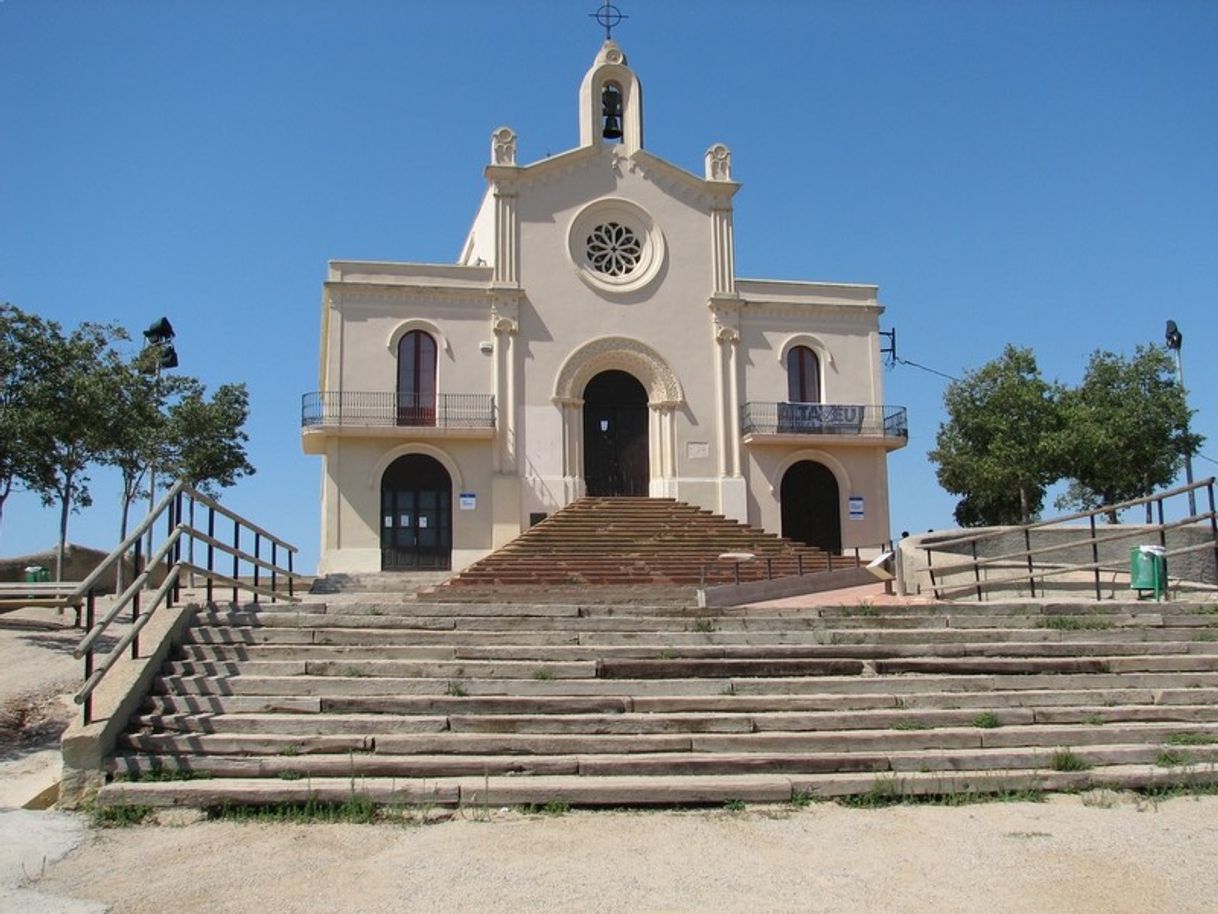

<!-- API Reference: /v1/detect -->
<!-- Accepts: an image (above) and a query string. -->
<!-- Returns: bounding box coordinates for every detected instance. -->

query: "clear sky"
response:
[2,0,1216,572]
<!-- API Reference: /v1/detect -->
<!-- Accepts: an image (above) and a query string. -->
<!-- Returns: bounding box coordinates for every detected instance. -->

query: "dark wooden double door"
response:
[583,370,649,497]
[780,460,842,553]
[380,454,452,570]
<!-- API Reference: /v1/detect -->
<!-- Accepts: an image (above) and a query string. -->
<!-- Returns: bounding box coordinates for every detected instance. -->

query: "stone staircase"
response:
[93,593,1218,810]
[437,497,847,588]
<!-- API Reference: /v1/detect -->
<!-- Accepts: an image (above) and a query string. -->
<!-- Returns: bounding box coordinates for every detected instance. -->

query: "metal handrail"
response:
[922,478,1215,552]
[71,481,303,723]
[920,477,1218,601]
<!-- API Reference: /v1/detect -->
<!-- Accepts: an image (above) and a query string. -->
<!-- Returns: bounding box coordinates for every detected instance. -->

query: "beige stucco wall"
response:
[316,435,496,574]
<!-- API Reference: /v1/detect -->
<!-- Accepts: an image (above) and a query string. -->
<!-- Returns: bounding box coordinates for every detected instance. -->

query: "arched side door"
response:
[780,460,842,554]
[380,454,452,570]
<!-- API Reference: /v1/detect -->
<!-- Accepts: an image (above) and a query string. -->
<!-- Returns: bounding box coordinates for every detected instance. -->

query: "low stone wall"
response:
[0,544,165,594]
[897,524,1217,598]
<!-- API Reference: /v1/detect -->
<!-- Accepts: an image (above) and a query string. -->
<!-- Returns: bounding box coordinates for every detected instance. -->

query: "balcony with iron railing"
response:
[301,392,496,447]
[741,402,908,449]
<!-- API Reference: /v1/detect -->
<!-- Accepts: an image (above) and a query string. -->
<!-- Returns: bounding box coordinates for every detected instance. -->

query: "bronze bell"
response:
[602,84,623,139]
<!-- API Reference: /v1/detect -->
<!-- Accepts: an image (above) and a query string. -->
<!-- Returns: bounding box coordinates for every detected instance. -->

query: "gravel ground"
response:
[27,794,1218,914]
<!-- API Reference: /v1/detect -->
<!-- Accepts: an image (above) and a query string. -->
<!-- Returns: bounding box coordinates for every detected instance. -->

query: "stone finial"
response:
[705,143,732,182]
[491,127,517,166]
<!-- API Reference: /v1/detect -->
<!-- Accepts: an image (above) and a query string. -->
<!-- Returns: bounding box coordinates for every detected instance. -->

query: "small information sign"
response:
[459,492,477,511]
[848,496,865,520]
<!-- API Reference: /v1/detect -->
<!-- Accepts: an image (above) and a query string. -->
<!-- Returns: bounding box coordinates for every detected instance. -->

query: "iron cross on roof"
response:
[590,1,627,40]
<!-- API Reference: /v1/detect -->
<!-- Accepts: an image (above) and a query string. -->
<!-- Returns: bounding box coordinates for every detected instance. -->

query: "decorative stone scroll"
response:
[491,127,517,166]
[705,143,732,182]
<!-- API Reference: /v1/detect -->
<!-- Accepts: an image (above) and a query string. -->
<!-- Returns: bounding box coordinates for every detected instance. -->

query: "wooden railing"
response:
[70,480,303,723]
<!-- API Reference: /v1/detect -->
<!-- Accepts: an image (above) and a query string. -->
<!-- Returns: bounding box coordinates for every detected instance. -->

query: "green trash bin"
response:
[1129,546,1167,599]
[23,565,49,583]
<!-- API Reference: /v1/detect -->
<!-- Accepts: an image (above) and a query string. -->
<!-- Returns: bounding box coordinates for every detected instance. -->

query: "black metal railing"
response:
[301,392,496,429]
[71,481,303,724]
[741,402,908,439]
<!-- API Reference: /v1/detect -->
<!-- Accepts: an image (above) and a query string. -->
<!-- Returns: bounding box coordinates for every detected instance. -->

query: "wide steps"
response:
[440,496,847,588]
[98,590,1218,808]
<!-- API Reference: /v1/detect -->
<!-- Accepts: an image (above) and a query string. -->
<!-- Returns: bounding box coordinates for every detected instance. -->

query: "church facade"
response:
[302,40,908,575]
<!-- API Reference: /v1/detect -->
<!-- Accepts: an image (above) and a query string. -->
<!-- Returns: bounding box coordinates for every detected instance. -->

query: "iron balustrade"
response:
[741,402,908,439]
[70,480,304,724]
[301,392,496,429]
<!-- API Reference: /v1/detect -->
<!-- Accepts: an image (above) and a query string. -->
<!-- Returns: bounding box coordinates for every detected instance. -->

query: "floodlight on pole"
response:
[1165,319,1196,516]
[143,317,179,580]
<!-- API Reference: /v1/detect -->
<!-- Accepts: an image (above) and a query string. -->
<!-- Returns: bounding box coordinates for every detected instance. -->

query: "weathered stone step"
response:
[112,740,1218,783]
[873,655,1218,675]
[690,721,1218,754]
[598,658,865,679]
[142,685,1218,721]
[109,753,583,779]
[145,694,635,716]
[118,733,374,755]
[180,623,1210,650]
[95,764,1218,810]
[153,670,1218,700]
[130,713,450,736]
[178,644,461,661]
[167,659,598,680]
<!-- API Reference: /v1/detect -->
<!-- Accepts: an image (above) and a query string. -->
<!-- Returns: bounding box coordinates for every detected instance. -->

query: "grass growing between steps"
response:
[1040,616,1114,631]
[1049,750,1091,772]
[90,804,155,827]
[836,775,1046,809]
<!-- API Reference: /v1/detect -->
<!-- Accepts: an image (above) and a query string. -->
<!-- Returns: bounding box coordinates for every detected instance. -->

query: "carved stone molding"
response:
[491,126,517,166]
[492,316,518,336]
[552,335,684,405]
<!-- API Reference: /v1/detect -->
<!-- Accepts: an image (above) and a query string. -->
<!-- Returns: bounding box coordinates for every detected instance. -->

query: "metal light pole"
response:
[142,318,178,580]
[1165,320,1196,517]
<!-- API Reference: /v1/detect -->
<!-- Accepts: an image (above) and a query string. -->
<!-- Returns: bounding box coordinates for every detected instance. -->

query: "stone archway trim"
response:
[367,443,463,491]
[770,449,852,497]
[552,335,684,406]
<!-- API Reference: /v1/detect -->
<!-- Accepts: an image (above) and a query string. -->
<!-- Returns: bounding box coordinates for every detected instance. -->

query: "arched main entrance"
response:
[583,370,649,496]
[780,460,842,553]
[380,454,452,570]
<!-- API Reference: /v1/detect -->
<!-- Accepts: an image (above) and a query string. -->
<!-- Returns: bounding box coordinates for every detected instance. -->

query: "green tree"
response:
[0,304,57,535]
[929,345,1063,526]
[167,382,256,494]
[23,321,128,580]
[1056,345,1202,520]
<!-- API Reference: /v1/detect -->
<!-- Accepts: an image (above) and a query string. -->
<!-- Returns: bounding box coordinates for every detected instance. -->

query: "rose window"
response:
[585,222,642,276]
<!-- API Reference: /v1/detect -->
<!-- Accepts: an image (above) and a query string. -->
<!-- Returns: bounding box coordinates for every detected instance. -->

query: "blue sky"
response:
[2,0,1216,571]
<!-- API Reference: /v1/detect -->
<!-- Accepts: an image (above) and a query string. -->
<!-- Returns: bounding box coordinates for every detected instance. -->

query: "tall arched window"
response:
[787,346,820,403]
[397,330,437,426]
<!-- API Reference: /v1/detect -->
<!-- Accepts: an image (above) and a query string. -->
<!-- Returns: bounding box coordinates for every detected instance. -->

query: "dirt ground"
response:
[23,795,1218,914]
[4,598,1218,913]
